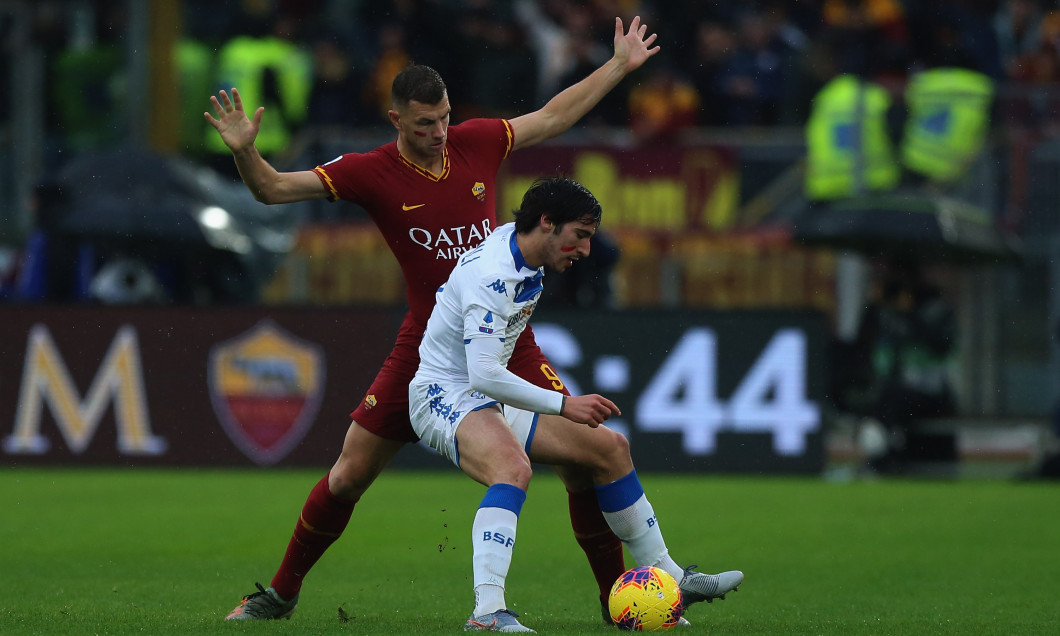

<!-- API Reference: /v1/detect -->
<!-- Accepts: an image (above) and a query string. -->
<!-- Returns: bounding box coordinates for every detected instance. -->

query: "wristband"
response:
[560,394,567,414]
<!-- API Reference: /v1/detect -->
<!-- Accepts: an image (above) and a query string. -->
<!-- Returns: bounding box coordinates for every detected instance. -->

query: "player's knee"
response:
[328,455,377,500]
[491,454,532,490]
[594,427,632,471]
[510,457,533,490]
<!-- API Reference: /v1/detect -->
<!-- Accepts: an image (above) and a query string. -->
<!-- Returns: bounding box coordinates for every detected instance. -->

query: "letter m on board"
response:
[3,324,166,455]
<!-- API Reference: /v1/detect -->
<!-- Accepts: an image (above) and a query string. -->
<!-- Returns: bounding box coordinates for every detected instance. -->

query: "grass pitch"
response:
[1,467,1057,635]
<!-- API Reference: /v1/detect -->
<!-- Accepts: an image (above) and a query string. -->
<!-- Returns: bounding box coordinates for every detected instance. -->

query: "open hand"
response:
[204,88,263,153]
[612,16,660,74]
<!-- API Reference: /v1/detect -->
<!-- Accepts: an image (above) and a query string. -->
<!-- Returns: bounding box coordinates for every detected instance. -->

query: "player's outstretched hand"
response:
[562,394,621,428]
[612,16,660,75]
[204,87,263,153]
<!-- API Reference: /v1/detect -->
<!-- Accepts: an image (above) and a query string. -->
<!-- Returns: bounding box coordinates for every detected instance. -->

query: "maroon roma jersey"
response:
[313,118,514,326]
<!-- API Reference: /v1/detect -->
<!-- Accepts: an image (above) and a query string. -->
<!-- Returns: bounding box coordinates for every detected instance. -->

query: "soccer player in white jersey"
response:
[409,177,743,633]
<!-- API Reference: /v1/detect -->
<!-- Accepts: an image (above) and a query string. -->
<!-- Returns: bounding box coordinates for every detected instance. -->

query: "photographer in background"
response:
[839,256,958,474]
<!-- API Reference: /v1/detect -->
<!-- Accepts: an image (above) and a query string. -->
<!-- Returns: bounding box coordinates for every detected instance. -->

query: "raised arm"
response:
[204,88,327,205]
[509,16,659,151]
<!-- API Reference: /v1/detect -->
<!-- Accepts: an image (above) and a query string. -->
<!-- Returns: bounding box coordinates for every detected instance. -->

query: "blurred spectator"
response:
[779,32,842,125]
[552,9,628,126]
[761,0,814,51]
[994,0,1045,79]
[821,0,910,79]
[1006,9,1060,133]
[823,0,907,35]
[999,9,1060,230]
[8,184,95,302]
[204,10,314,175]
[363,20,412,119]
[899,67,995,188]
[627,68,700,144]
[356,0,453,96]
[48,2,128,151]
[837,256,958,474]
[306,32,373,128]
[454,0,537,119]
[685,20,737,126]
[803,73,901,202]
[515,0,609,108]
[905,1,1002,78]
[714,10,796,125]
[51,44,125,149]
[174,37,215,156]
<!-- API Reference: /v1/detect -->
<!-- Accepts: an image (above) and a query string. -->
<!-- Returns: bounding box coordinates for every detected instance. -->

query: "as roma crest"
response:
[208,320,325,465]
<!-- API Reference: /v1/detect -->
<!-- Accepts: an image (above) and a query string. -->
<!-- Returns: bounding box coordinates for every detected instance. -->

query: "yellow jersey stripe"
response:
[314,166,340,201]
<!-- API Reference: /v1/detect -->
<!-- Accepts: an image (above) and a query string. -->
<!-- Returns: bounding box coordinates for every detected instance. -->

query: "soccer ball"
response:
[608,566,684,631]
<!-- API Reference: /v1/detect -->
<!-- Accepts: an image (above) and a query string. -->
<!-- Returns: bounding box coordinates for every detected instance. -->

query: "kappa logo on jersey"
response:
[479,311,495,334]
[429,398,461,424]
[472,181,486,202]
[427,387,462,424]
[208,320,325,466]
[364,394,378,409]
[488,279,507,295]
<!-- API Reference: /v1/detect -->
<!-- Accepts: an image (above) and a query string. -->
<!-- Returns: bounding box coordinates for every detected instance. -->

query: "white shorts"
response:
[409,378,539,468]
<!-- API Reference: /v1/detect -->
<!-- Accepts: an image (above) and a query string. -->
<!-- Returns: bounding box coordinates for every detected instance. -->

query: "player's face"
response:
[395,96,451,160]
[544,220,596,272]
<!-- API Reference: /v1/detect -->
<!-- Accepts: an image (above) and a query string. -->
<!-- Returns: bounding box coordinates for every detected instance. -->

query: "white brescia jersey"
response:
[412,223,564,451]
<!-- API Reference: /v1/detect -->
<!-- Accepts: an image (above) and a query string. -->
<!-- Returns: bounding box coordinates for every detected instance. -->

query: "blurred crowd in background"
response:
[3,0,1056,307]
[13,0,1060,161]
[0,0,1047,310]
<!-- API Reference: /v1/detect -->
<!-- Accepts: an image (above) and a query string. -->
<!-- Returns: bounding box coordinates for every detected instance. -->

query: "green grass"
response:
[1,468,1057,635]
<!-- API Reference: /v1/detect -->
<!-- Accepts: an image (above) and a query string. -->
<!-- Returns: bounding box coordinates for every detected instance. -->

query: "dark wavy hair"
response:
[391,64,447,109]
[513,177,602,233]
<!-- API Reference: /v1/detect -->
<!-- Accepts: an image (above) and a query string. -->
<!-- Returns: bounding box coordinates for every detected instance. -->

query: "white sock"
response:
[596,471,683,580]
[471,484,526,617]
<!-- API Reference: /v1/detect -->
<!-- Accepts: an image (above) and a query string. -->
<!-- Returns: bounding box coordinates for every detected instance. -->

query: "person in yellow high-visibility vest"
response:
[205,33,313,163]
[804,74,901,202]
[899,67,995,185]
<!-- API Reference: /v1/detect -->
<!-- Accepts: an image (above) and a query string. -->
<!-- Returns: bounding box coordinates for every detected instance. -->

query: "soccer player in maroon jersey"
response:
[209,16,659,624]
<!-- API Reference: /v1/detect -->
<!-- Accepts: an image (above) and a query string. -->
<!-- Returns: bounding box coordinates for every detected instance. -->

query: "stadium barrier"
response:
[0,306,828,474]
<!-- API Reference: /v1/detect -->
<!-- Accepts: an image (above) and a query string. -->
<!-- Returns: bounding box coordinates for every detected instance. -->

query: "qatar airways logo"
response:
[409,219,492,260]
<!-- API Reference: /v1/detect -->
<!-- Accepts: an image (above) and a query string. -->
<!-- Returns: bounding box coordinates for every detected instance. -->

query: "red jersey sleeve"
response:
[452,118,514,165]
[312,146,394,204]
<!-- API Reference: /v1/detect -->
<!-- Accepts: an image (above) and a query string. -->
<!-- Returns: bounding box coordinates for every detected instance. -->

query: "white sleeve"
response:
[465,337,565,415]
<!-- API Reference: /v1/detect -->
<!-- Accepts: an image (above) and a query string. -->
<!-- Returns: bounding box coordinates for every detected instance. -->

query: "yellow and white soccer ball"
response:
[608,566,685,631]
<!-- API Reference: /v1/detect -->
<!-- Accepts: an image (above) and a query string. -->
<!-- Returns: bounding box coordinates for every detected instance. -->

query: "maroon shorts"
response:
[350,317,570,443]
